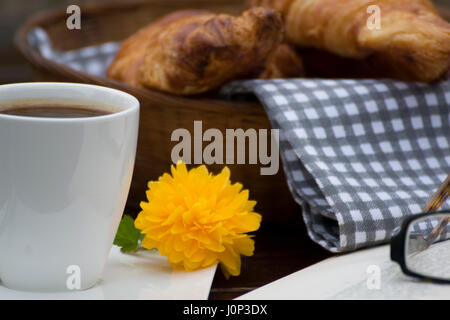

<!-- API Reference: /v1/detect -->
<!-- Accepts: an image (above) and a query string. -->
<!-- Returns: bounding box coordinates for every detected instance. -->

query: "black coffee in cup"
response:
[0,105,113,118]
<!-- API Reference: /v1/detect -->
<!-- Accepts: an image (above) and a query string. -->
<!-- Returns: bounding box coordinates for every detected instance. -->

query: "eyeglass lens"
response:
[405,213,450,280]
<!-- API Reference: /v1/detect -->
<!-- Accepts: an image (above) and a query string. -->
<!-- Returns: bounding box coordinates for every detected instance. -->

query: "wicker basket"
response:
[15,0,300,225]
[14,0,450,225]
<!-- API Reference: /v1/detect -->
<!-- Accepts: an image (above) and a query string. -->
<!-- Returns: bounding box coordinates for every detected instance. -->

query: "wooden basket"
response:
[15,0,300,225]
[14,0,450,225]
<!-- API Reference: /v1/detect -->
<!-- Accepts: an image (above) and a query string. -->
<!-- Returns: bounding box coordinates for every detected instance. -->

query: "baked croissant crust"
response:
[260,43,305,79]
[108,8,285,95]
[249,0,450,82]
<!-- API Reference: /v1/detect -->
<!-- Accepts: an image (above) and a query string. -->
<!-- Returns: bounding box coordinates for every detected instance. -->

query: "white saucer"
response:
[0,246,217,300]
[237,245,450,300]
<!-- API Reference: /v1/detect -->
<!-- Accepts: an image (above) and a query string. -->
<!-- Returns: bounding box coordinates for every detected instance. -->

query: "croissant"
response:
[260,43,305,79]
[107,10,206,88]
[248,0,450,82]
[108,8,286,95]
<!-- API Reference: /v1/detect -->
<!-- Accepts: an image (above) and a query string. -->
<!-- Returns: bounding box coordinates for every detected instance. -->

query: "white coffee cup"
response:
[0,82,139,292]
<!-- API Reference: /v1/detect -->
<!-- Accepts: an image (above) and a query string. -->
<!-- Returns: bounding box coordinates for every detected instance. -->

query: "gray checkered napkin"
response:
[28,28,119,77]
[222,79,450,252]
[29,27,450,252]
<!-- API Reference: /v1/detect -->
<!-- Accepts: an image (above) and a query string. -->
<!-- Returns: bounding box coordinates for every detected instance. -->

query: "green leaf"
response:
[114,215,142,253]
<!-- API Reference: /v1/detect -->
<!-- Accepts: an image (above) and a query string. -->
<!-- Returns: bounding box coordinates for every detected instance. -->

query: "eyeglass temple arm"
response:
[423,174,450,212]
[423,174,450,245]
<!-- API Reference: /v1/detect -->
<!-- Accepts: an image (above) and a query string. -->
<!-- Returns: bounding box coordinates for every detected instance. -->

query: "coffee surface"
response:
[0,105,113,118]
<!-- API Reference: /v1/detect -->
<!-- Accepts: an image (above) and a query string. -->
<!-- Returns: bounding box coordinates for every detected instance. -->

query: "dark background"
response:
[1,0,448,299]
[0,0,122,84]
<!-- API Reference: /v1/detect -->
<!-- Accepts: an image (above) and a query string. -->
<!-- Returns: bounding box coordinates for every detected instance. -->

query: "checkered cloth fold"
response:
[29,27,450,252]
[28,28,119,77]
[222,79,450,252]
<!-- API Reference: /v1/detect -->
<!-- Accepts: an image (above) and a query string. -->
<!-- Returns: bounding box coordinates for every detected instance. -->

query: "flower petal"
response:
[218,245,241,277]
[233,236,255,256]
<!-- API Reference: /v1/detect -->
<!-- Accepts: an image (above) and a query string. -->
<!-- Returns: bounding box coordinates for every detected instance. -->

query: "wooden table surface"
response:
[208,221,331,300]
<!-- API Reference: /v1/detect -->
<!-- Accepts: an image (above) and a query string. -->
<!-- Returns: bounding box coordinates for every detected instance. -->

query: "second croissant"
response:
[249,0,450,82]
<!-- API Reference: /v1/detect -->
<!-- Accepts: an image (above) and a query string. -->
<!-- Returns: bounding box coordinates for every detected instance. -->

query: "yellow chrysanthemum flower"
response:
[135,161,261,278]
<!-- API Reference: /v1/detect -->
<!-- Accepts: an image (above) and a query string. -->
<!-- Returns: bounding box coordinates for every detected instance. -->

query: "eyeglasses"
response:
[391,174,450,283]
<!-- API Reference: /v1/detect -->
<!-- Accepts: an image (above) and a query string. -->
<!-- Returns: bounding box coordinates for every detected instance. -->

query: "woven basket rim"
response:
[13,0,262,111]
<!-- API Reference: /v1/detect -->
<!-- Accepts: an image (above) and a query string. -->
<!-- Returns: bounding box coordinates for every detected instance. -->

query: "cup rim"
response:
[0,82,140,122]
